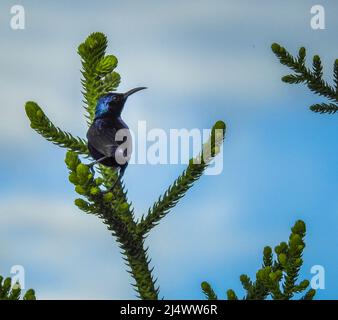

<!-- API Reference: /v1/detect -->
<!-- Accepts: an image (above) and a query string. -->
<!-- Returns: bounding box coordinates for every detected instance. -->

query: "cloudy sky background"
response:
[0,0,338,299]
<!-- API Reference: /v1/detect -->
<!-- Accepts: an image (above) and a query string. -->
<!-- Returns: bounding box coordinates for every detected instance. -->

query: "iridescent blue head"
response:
[95,87,147,119]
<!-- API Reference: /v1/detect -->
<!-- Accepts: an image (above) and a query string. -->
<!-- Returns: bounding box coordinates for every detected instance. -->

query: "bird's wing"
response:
[86,123,119,157]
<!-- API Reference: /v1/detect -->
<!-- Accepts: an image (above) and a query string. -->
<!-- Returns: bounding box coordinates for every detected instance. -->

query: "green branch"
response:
[78,32,120,124]
[137,121,226,236]
[66,152,159,299]
[0,276,36,300]
[203,220,316,300]
[201,281,218,300]
[271,43,338,114]
[25,101,88,155]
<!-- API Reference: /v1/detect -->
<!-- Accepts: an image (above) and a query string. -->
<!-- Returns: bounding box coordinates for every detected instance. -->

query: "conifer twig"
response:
[271,43,338,114]
[137,121,226,236]
[201,281,218,300]
[0,276,36,300]
[78,32,120,124]
[25,101,88,155]
[203,220,316,300]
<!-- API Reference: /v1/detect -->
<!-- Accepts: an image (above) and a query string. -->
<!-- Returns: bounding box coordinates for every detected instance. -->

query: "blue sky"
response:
[0,0,338,299]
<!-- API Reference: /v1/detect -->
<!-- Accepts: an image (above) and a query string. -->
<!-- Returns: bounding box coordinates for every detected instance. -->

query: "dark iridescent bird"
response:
[87,87,147,189]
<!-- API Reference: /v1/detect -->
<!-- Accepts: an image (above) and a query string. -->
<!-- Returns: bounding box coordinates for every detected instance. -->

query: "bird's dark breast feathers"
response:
[87,142,119,167]
[87,117,132,168]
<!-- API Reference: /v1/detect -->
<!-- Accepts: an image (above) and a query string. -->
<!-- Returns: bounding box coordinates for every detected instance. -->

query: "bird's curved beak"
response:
[124,87,147,99]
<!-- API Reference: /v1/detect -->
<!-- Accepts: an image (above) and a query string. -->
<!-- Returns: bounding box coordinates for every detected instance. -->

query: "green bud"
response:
[85,35,97,49]
[256,267,271,281]
[68,172,78,184]
[256,269,265,281]
[282,75,294,83]
[278,253,287,266]
[77,43,86,56]
[271,43,281,54]
[290,234,302,246]
[213,121,226,132]
[23,289,36,300]
[96,55,118,74]
[25,101,39,119]
[90,187,100,196]
[103,192,113,202]
[65,151,80,171]
[274,245,281,254]
[118,202,129,211]
[76,163,89,177]
[74,198,89,209]
[75,185,86,195]
[298,47,306,59]
[76,164,90,184]
[292,220,306,235]
[3,277,11,291]
[275,242,288,254]
[263,246,272,256]
[240,274,249,283]
[313,55,320,63]
[299,280,309,289]
[226,289,237,300]
[201,281,211,291]
[305,289,316,299]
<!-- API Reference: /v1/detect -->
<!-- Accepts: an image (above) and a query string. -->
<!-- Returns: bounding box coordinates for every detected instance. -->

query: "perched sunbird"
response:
[87,87,147,189]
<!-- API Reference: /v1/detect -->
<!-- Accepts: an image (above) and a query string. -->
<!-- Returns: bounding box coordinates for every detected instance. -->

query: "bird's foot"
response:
[87,156,109,176]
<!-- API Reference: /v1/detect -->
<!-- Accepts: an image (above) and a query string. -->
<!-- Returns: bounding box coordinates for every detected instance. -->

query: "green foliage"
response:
[25,101,88,155]
[25,32,226,299]
[0,275,36,300]
[78,32,121,124]
[137,121,226,236]
[271,43,338,114]
[201,281,218,300]
[202,220,316,300]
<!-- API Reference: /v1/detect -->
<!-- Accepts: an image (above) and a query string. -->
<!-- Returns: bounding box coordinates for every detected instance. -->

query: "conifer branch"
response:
[226,289,238,300]
[78,32,120,124]
[202,220,315,300]
[271,43,338,113]
[66,152,159,299]
[25,101,88,155]
[137,121,226,237]
[201,281,218,300]
[310,103,338,114]
[0,275,36,300]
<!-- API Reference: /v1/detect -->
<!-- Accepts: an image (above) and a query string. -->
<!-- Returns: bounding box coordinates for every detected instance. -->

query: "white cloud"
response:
[0,192,275,299]
[0,196,134,299]
[0,0,324,147]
